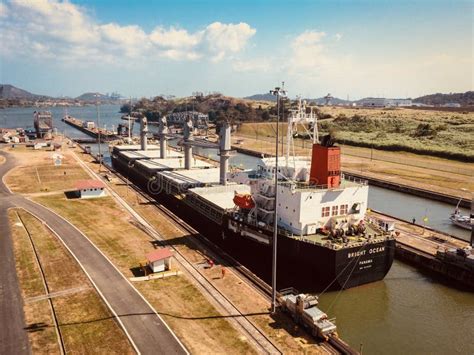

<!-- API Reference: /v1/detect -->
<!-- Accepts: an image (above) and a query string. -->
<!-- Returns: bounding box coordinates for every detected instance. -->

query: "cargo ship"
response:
[111,102,395,290]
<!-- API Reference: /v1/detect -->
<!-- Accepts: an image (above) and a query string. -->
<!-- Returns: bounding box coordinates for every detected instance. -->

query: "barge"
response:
[62,115,118,141]
[111,104,395,290]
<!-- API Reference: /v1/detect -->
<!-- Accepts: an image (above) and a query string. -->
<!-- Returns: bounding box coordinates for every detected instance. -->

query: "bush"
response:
[413,123,437,137]
[120,103,131,113]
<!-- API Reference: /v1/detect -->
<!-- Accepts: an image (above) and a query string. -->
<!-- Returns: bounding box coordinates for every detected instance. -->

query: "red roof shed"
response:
[146,248,173,263]
[75,180,106,190]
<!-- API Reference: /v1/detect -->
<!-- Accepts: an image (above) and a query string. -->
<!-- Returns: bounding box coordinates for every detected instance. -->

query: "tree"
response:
[120,103,132,113]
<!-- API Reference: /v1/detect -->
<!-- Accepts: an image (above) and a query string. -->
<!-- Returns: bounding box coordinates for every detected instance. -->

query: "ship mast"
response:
[284,97,319,169]
[270,83,287,313]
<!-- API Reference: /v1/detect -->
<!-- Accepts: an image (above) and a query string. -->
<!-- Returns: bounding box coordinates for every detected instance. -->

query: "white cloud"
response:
[335,33,342,41]
[11,0,97,44]
[0,0,256,65]
[202,22,256,62]
[288,30,329,72]
[159,49,201,61]
[232,30,330,76]
[150,27,201,49]
[293,30,326,46]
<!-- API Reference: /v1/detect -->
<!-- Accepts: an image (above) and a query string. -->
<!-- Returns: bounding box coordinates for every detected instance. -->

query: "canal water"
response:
[2,105,473,354]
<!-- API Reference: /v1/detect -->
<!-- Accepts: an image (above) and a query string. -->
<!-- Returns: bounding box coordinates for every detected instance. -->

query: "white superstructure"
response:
[228,99,369,237]
[229,163,368,236]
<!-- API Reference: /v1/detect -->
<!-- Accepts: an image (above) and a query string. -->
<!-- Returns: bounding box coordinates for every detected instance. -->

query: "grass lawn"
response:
[9,210,59,354]
[5,154,90,194]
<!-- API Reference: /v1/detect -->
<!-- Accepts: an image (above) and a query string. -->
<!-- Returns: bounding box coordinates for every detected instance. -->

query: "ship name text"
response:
[347,246,385,259]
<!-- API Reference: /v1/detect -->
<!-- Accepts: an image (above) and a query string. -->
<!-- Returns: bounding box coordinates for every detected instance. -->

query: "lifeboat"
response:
[233,192,255,209]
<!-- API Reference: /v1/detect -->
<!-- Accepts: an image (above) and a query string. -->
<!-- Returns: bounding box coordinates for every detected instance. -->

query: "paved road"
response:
[0,151,30,355]
[0,151,187,354]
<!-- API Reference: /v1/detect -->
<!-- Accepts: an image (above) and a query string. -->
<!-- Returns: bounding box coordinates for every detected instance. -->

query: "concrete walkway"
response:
[0,151,187,355]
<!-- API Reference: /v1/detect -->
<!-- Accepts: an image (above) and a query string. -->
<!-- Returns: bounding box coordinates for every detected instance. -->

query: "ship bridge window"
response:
[321,206,330,217]
[332,206,339,216]
[340,204,348,215]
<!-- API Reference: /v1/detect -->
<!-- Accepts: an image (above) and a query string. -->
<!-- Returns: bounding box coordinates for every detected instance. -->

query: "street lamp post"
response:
[269,83,287,313]
[95,94,102,173]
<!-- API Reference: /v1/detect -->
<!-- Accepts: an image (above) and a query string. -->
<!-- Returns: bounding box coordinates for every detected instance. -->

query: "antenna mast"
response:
[285,97,319,168]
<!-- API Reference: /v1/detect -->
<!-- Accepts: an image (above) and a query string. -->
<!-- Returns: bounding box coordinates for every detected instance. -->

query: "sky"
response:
[0,0,472,99]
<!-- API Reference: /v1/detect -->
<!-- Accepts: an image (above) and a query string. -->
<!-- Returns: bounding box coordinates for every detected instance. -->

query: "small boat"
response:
[450,199,471,230]
[233,192,255,210]
[450,212,471,230]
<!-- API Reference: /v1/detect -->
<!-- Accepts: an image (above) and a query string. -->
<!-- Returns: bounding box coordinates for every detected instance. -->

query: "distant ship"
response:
[33,111,53,138]
[111,98,395,290]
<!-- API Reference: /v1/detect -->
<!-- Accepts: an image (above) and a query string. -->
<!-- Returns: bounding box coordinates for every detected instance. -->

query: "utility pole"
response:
[269,82,287,314]
[95,94,102,173]
[128,96,132,142]
[280,84,287,158]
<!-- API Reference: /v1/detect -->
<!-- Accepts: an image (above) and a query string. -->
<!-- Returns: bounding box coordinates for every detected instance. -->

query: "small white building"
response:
[2,134,11,143]
[83,121,96,129]
[369,214,396,232]
[359,98,387,107]
[75,180,106,199]
[34,141,49,150]
[358,98,412,107]
[442,102,461,108]
[386,98,413,107]
[146,248,173,273]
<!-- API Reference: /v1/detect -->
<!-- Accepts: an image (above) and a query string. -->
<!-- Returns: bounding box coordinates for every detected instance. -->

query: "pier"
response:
[372,210,474,288]
[62,116,119,141]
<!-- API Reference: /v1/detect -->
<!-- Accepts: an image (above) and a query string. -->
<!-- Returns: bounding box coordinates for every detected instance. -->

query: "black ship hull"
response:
[225,216,395,290]
[111,154,395,291]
